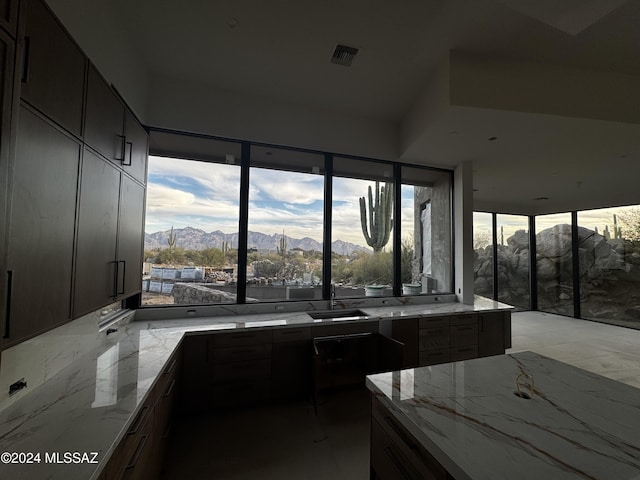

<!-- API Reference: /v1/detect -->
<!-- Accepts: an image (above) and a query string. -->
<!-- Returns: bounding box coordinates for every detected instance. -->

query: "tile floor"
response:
[161,311,640,479]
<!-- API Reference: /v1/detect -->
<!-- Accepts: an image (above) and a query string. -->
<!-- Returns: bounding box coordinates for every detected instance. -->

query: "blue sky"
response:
[145,155,416,247]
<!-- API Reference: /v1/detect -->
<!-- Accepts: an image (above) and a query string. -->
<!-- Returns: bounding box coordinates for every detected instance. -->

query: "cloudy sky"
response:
[145,155,416,248]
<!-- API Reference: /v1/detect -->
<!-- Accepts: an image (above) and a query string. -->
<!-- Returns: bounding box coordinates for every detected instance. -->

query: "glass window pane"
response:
[401,166,452,295]
[247,147,325,302]
[142,154,241,305]
[578,205,640,327]
[332,158,394,298]
[496,214,530,309]
[536,213,573,316]
[473,212,494,299]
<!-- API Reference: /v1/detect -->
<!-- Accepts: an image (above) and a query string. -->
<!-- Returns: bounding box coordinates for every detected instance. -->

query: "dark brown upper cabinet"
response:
[20,0,85,137]
[86,64,148,184]
[0,0,18,37]
[84,63,125,165]
[124,108,148,184]
[4,105,81,348]
[73,148,146,318]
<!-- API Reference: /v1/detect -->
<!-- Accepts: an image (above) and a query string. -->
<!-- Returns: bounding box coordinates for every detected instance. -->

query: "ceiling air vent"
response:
[331,44,358,67]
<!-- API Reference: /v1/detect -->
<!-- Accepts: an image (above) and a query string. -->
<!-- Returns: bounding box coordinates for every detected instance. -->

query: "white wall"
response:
[454,161,474,304]
[146,74,399,161]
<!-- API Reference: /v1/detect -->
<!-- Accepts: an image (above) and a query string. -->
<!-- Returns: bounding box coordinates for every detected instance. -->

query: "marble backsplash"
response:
[0,308,135,412]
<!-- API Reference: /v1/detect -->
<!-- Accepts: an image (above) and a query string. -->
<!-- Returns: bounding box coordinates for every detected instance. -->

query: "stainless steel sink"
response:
[308,309,369,320]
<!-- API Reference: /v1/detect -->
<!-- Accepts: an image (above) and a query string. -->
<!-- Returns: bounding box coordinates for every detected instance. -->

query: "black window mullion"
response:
[528,215,537,311]
[571,211,581,318]
[492,213,498,301]
[322,154,333,300]
[236,142,250,303]
[393,164,402,296]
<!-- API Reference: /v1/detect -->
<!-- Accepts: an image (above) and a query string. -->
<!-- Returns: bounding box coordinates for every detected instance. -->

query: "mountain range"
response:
[144,227,369,256]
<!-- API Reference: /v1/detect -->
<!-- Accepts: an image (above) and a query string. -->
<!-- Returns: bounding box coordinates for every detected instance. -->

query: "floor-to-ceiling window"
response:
[496,214,530,309]
[331,158,395,298]
[142,135,242,306]
[401,166,452,294]
[473,212,493,299]
[141,131,454,307]
[536,213,574,316]
[578,205,640,326]
[247,146,325,302]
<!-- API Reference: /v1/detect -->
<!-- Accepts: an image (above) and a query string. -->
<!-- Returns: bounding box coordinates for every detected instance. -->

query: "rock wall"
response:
[474,224,640,321]
[172,283,237,304]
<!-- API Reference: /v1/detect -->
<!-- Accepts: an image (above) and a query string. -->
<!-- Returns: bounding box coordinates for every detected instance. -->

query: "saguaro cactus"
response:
[277,230,287,257]
[167,226,177,263]
[359,181,393,253]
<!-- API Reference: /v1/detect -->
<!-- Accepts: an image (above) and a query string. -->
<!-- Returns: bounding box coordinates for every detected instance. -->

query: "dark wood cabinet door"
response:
[478,311,506,357]
[4,106,80,346]
[0,0,18,37]
[74,148,120,317]
[21,0,85,137]
[124,108,148,184]
[0,30,14,262]
[85,63,125,164]
[118,175,145,298]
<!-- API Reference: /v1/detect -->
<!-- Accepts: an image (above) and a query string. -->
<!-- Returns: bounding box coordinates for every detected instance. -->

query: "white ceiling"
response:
[49,0,640,215]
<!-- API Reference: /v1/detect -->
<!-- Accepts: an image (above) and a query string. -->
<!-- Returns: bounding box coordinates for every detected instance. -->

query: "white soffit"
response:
[493,0,631,35]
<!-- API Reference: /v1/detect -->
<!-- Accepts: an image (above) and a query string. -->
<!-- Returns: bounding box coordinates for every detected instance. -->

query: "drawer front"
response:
[418,348,450,367]
[371,400,448,480]
[418,327,449,351]
[212,358,271,383]
[371,418,422,480]
[450,324,478,347]
[311,320,378,338]
[107,403,154,480]
[272,327,311,343]
[418,316,449,329]
[213,343,272,363]
[449,345,479,362]
[449,313,478,326]
[214,330,273,348]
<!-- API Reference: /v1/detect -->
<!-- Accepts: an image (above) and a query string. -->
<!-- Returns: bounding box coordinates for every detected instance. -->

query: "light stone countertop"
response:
[366,351,640,480]
[0,297,512,480]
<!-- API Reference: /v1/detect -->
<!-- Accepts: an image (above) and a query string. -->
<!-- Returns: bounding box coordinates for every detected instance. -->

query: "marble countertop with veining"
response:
[0,298,511,479]
[366,351,640,480]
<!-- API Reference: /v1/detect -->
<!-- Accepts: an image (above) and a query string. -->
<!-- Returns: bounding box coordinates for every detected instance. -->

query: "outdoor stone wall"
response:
[172,283,237,304]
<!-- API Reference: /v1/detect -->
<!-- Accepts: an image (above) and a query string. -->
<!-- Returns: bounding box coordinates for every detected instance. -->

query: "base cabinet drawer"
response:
[371,398,449,480]
[419,348,450,366]
[449,345,478,362]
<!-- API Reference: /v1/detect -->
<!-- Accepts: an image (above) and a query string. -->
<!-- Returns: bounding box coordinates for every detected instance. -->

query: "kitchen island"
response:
[366,351,640,480]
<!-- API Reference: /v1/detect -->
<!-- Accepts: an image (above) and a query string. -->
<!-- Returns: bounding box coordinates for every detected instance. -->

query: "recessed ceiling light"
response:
[533,197,549,201]
[488,136,497,141]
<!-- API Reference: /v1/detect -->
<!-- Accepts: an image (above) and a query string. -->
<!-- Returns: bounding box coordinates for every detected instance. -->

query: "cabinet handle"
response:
[231,362,257,370]
[126,434,149,469]
[4,271,13,339]
[383,446,412,480]
[164,358,177,375]
[123,141,133,167]
[115,135,126,162]
[231,349,258,355]
[384,416,418,451]
[21,36,30,83]
[111,260,119,298]
[163,379,176,398]
[118,260,126,295]
[127,406,149,436]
